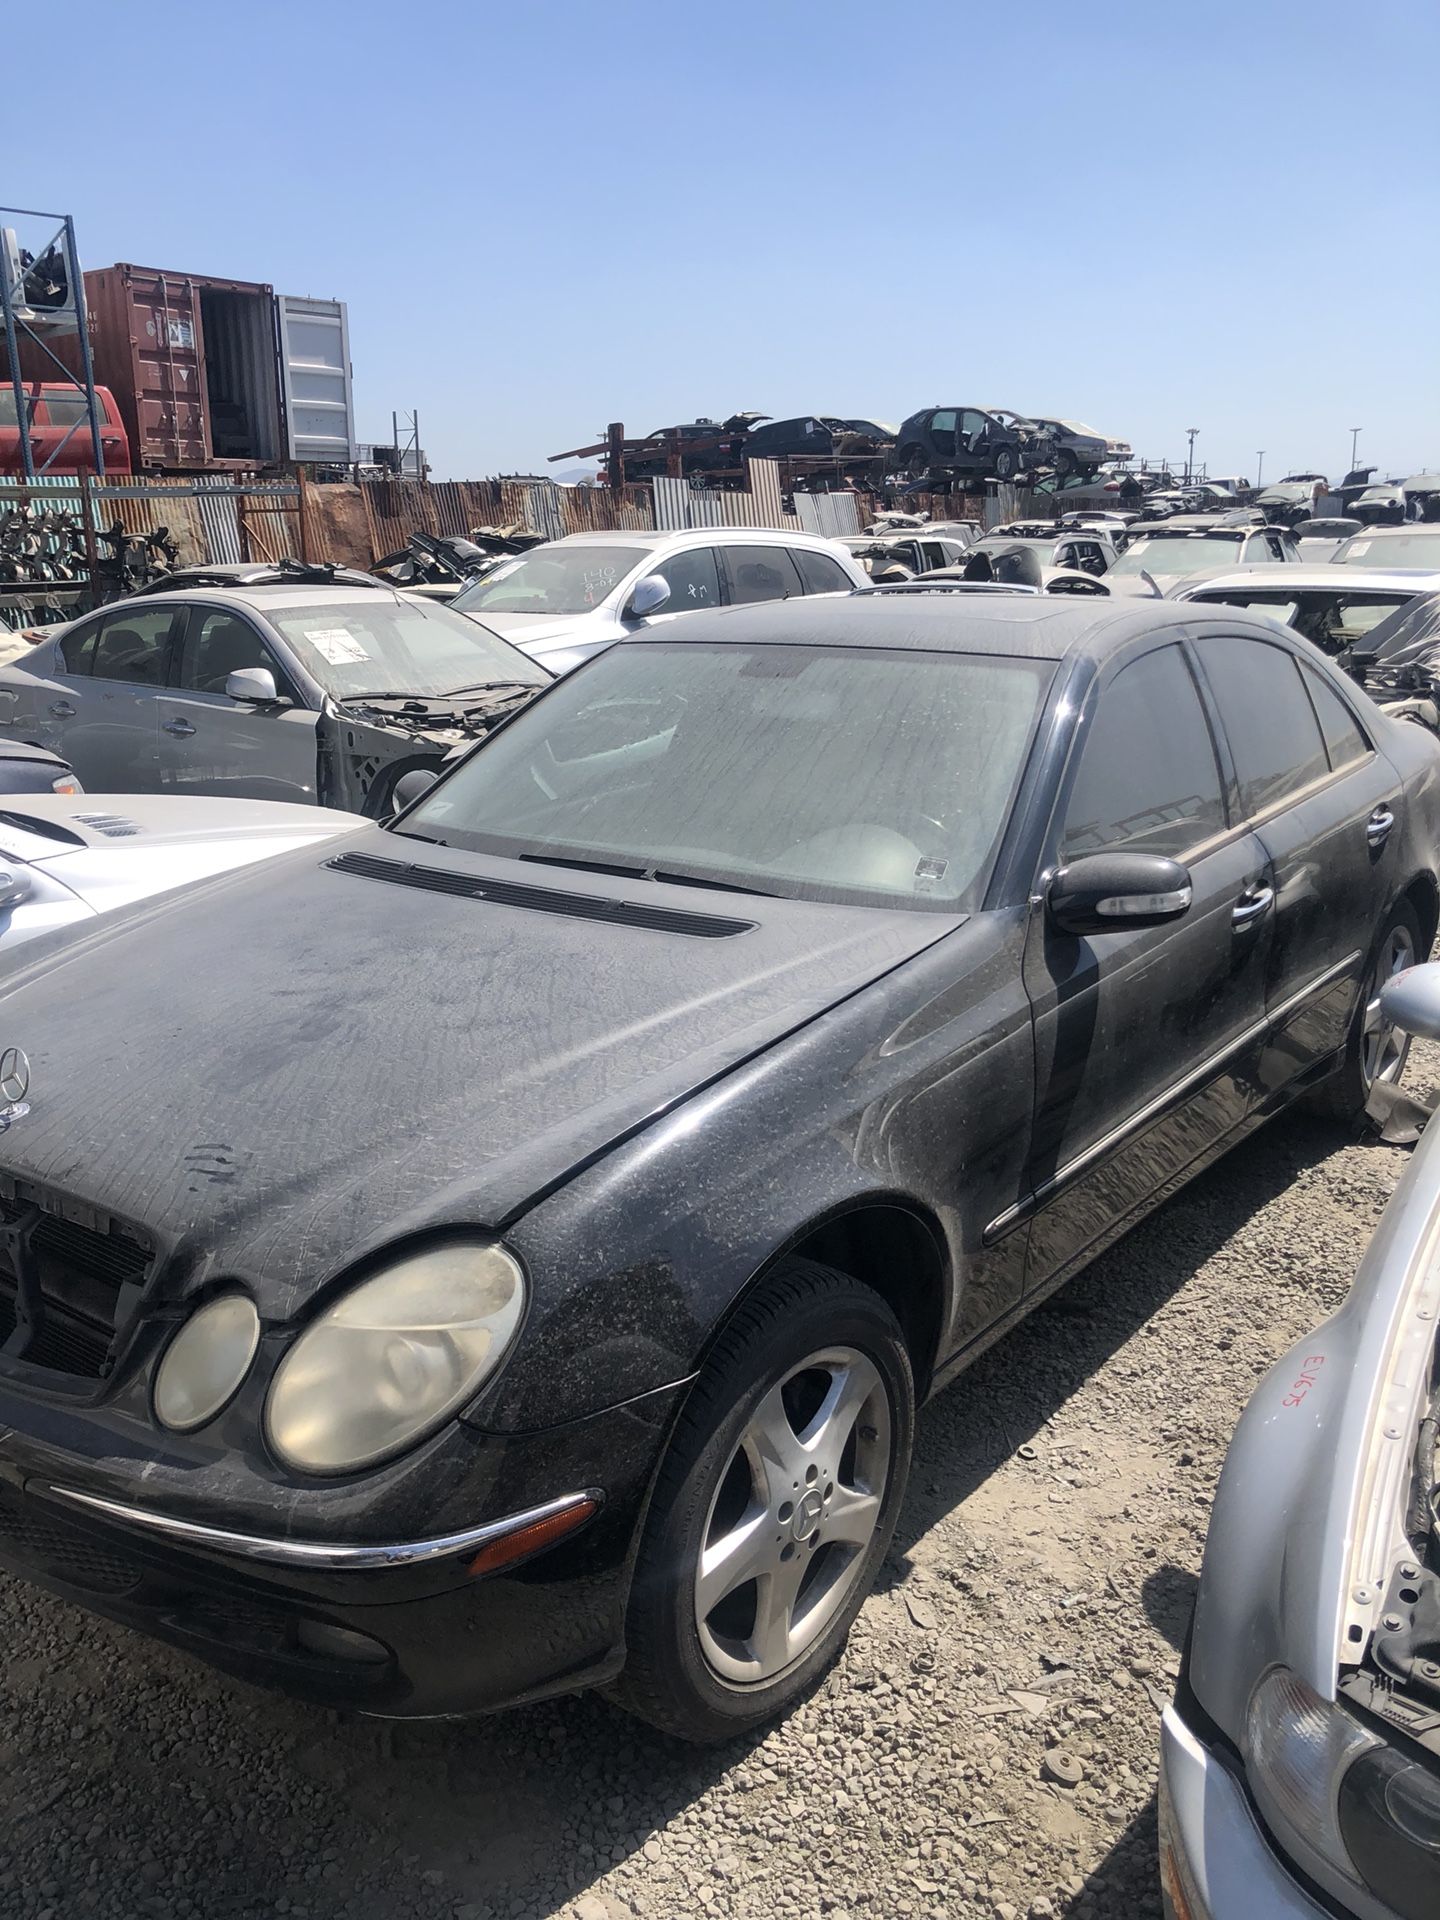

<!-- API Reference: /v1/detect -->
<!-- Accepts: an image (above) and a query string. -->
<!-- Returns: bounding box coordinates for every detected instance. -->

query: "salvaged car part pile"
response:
[0,505,177,597]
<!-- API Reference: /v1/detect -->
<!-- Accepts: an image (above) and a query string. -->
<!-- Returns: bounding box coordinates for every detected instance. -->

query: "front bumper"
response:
[1159,1704,1331,1919]
[0,1384,685,1718]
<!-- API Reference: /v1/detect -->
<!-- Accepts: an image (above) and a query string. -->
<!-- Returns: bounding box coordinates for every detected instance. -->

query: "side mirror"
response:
[1047,851,1193,936]
[624,574,671,620]
[1380,962,1440,1041]
[392,767,439,812]
[226,667,281,705]
[0,868,30,908]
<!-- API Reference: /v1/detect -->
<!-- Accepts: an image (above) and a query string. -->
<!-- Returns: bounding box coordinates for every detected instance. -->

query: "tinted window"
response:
[651,546,720,612]
[722,545,804,605]
[90,608,177,686]
[41,393,92,427]
[1062,645,1226,859]
[1301,664,1370,770]
[1197,636,1330,817]
[792,548,853,595]
[180,610,292,697]
[59,616,103,675]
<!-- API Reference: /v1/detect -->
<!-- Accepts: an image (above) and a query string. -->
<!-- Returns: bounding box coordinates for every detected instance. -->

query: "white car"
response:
[0,794,363,957]
[450,528,868,673]
[1172,566,1440,652]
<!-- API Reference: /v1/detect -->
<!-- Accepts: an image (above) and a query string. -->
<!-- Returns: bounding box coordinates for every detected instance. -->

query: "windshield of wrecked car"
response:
[1334,530,1440,568]
[452,545,648,617]
[395,642,1054,912]
[1107,533,1246,580]
[266,600,549,701]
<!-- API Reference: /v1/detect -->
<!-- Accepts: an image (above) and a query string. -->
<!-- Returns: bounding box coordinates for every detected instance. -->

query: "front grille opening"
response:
[0,1488,143,1595]
[0,1190,153,1384]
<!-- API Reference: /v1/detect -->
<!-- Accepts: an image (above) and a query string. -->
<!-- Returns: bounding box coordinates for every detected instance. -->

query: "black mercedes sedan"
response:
[0,595,1435,1742]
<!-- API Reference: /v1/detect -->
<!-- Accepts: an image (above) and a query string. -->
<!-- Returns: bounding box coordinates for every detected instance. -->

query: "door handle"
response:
[1232,884,1274,928]
[48,700,76,719]
[162,718,196,737]
[1367,806,1395,849]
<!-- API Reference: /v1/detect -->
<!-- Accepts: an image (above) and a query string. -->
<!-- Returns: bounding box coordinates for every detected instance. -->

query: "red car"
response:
[0,383,131,475]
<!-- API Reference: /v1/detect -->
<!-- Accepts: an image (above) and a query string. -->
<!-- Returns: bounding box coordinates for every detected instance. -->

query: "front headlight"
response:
[264,1242,525,1476]
[1244,1668,1374,1880]
[154,1292,261,1432]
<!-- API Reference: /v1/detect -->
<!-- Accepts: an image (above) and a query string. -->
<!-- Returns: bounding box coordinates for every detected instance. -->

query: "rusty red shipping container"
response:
[22,264,284,472]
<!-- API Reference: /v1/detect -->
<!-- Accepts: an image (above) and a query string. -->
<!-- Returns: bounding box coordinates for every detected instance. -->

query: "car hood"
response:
[457,609,605,648]
[0,829,961,1317]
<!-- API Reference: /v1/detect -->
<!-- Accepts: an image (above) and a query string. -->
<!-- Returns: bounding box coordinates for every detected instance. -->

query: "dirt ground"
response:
[0,1073,1427,1920]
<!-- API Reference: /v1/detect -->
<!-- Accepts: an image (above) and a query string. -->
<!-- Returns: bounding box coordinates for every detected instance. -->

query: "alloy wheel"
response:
[1362,922,1416,1089]
[694,1347,892,1686]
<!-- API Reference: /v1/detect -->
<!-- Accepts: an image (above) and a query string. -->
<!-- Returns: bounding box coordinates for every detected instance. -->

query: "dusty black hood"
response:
[0,828,960,1316]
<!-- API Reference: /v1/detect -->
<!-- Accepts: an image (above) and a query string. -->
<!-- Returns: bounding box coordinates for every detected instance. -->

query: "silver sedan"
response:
[1162,963,1440,1919]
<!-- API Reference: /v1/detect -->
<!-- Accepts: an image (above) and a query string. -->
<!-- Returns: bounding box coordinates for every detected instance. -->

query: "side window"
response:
[40,393,92,427]
[59,615,103,675]
[722,545,804,606]
[651,546,720,613]
[1061,645,1226,860]
[90,608,177,687]
[791,548,853,595]
[959,409,988,446]
[1301,663,1370,770]
[919,541,951,571]
[1196,636,1330,817]
[179,610,292,697]
[929,409,957,436]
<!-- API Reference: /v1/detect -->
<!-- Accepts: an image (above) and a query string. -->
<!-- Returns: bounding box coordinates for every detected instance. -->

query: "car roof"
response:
[623,588,1217,663]
[123,583,415,614]
[547,528,844,551]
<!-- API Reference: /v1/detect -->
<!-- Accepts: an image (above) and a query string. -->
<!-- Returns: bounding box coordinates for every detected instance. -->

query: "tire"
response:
[1309,899,1422,1119]
[994,447,1018,482]
[612,1258,914,1742]
[1052,447,1077,478]
[898,446,928,484]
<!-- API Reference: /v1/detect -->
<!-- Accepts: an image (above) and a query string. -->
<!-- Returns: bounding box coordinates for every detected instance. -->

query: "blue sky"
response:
[8,2,1438,482]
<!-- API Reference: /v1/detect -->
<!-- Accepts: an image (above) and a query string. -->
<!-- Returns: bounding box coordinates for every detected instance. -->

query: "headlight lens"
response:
[264,1242,525,1475]
[1339,1745,1440,1920]
[154,1293,261,1432]
[1244,1668,1374,1878]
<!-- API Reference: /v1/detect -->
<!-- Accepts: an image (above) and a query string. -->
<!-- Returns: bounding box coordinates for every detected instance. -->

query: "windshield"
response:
[1188,588,1417,647]
[451,544,648,618]
[1108,533,1246,580]
[1334,530,1440,568]
[266,599,548,702]
[396,642,1054,912]
[1360,593,1440,663]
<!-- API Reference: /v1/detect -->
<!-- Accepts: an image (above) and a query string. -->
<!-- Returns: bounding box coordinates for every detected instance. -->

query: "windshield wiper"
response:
[443,681,543,699]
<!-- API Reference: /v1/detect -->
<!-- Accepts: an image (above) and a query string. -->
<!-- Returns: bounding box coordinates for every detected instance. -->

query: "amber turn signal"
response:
[467,1496,599,1577]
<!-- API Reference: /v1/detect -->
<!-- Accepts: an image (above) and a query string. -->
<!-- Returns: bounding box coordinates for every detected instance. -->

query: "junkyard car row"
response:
[1,524,1439,1916]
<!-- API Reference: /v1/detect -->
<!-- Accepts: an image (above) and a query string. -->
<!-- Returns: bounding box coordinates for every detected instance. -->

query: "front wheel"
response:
[993,447,1019,482]
[612,1259,914,1742]
[1310,900,1421,1119]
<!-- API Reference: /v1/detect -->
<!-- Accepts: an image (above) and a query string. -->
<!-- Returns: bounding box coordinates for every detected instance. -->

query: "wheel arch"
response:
[1398,869,1439,957]
[703,1196,953,1401]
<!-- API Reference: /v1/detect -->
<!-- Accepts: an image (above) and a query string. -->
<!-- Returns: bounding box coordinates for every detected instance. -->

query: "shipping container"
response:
[23,264,285,472]
[276,295,356,464]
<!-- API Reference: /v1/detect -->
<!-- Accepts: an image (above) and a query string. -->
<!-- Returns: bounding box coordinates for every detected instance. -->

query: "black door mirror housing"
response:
[1047,851,1193,936]
[392,767,440,812]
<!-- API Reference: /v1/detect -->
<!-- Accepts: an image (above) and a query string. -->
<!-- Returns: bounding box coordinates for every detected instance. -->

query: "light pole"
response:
[1350,426,1362,473]
[1186,427,1199,483]
[1256,450,1265,485]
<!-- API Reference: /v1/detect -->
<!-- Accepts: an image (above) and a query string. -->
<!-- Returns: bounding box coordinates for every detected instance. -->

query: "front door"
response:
[156,607,319,801]
[48,605,180,791]
[1019,639,1275,1286]
[1189,629,1403,1096]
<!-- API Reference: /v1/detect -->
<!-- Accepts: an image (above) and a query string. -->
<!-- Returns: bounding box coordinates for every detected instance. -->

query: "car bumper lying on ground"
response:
[0,1384,684,1718]
[1160,1703,1331,1920]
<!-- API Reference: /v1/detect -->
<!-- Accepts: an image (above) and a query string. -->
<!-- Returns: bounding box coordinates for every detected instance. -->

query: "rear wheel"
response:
[1052,447,1077,478]
[1310,900,1421,1119]
[899,445,929,484]
[994,447,1019,482]
[612,1259,913,1742]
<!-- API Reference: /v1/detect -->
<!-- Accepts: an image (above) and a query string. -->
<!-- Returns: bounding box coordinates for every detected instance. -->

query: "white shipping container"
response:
[275,295,356,464]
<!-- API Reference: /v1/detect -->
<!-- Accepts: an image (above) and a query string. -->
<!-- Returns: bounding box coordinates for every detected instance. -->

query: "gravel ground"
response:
[1,1064,1433,1920]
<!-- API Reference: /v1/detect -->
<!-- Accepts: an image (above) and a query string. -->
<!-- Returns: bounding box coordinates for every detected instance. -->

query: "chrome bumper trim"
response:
[45,1486,600,1571]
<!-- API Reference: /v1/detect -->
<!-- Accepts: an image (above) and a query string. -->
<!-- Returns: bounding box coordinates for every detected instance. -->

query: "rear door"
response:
[48,605,181,791]
[156,606,319,801]
[1190,628,1402,1095]
[717,544,804,605]
[1020,638,1275,1286]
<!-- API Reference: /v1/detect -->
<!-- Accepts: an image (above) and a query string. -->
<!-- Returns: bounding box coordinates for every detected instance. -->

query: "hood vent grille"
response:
[325,850,755,939]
